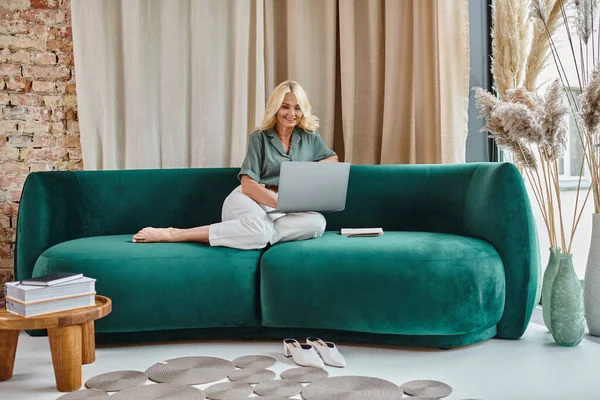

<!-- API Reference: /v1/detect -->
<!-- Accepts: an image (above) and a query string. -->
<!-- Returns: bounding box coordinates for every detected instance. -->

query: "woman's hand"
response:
[241,175,278,208]
[269,196,278,209]
[318,155,339,162]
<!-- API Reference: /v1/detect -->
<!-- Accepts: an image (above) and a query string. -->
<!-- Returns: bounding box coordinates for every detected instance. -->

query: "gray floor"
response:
[2,309,600,400]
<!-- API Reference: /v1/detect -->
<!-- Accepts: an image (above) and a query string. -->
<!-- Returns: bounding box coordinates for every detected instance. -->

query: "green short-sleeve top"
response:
[237,127,337,186]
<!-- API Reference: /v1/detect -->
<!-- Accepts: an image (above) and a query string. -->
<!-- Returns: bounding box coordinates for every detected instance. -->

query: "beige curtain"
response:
[71,0,469,170]
[264,0,338,150]
[339,0,470,164]
[72,0,266,169]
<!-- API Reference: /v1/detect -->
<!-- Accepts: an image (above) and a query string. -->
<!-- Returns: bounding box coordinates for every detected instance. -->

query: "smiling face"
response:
[276,92,303,130]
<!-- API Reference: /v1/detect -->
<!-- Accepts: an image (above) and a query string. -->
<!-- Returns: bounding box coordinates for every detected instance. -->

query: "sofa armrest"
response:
[462,163,539,339]
[15,172,86,281]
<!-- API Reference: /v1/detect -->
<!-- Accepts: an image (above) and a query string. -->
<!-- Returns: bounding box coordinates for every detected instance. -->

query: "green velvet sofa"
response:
[14,162,539,348]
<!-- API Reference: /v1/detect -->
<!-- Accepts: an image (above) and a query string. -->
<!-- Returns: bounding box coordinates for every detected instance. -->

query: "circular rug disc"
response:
[254,379,303,397]
[223,397,290,400]
[146,357,235,385]
[57,390,110,399]
[85,370,147,392]
[110,383,205,400]
[233,355,276,369]
[204,381,253,399]
[398,398,437,400]
[302,376,404,400]
[281,367,329,383]
[228,367,276,384]
[401,380,453,398]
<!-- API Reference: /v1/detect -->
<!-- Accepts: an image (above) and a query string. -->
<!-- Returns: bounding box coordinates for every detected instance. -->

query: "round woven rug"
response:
[395,397,437,400]
[223,397,290,400]
[228,367,276,384]
[56,389,110,400]
[233,355,276,369]
[281,366,329,383]
[254,379,303,397]
[146,357,235,385]
[401,380,452,398]
[109,383,205,400]
[85,370,147,392]
[204,381,253,399]
[302,376,404,400]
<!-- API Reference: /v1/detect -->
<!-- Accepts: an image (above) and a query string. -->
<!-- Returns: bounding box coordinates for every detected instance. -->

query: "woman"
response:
[133,80,338,249]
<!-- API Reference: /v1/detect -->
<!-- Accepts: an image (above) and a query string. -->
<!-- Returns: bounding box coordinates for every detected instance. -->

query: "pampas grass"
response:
[496,102,544,143]
[525,0,563,91]
[575,0,595,44]
[492,0,531,99]
[507,86,540,109]
[473,86,501,118]
[581,63,600,133]
[541,79,570,158]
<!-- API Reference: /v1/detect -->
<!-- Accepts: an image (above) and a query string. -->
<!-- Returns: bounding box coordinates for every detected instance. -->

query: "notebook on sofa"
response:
[341,228,383,237]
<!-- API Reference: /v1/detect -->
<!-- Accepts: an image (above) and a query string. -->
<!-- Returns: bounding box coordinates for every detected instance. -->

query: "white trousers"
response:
[208,185,326,250]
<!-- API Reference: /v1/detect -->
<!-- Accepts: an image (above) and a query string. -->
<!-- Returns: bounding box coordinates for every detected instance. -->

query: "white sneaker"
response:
[307,337,346,368]
[283,338,324,369]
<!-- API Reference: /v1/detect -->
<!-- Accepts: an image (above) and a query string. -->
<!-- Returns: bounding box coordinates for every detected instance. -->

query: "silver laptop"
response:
[275,161,351,213]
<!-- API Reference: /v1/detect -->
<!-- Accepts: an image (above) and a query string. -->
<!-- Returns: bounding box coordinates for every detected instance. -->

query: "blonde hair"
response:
[257,80,319,132]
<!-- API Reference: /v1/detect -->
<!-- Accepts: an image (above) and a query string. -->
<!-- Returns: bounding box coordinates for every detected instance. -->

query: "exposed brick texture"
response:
[0,0,81,297]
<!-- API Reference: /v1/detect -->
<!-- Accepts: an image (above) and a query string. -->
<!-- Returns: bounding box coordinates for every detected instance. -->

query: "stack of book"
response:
[5,272,96,317]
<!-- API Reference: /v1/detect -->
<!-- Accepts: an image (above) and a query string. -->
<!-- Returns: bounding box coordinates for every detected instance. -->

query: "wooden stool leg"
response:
[48,325,82,392]
[0,330,19,381]
[81,321,95,364]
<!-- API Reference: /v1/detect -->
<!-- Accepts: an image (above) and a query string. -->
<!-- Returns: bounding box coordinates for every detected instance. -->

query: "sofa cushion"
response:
[32,235,261,332]
[260,231,505,336]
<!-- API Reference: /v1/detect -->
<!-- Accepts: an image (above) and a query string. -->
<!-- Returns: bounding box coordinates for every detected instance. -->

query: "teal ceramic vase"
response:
[541,247,561,332]
[550,253,584,346]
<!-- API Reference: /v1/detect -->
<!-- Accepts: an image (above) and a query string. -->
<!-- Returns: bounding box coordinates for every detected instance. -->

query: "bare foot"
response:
[132,227,175,243]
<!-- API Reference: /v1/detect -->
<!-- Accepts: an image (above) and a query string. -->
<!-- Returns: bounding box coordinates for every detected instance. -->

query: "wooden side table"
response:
[0,295,111,392]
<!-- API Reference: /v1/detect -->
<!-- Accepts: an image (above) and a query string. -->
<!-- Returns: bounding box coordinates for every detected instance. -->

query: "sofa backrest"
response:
[15,162,526,278]
[327,163,476,232]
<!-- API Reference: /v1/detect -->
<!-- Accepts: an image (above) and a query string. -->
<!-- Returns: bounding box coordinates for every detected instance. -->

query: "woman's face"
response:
[276,92,302,130]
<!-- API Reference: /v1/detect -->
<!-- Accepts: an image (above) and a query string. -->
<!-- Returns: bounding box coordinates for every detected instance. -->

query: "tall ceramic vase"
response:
[534,246,543,311]
[541,247,561,331]
[584,213,600,336]
[550,253,585,346]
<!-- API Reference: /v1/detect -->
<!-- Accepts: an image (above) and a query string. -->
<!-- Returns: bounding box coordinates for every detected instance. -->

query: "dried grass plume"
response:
[574,0,597,44]
[581,64,600,134]
[525,0,563,91]
[492,0,531,100]
[475,84,570,169]
[540,80,569,159]
[494,102,544,144]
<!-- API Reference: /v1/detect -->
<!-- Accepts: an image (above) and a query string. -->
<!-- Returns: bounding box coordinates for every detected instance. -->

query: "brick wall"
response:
[0,0,82,297]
